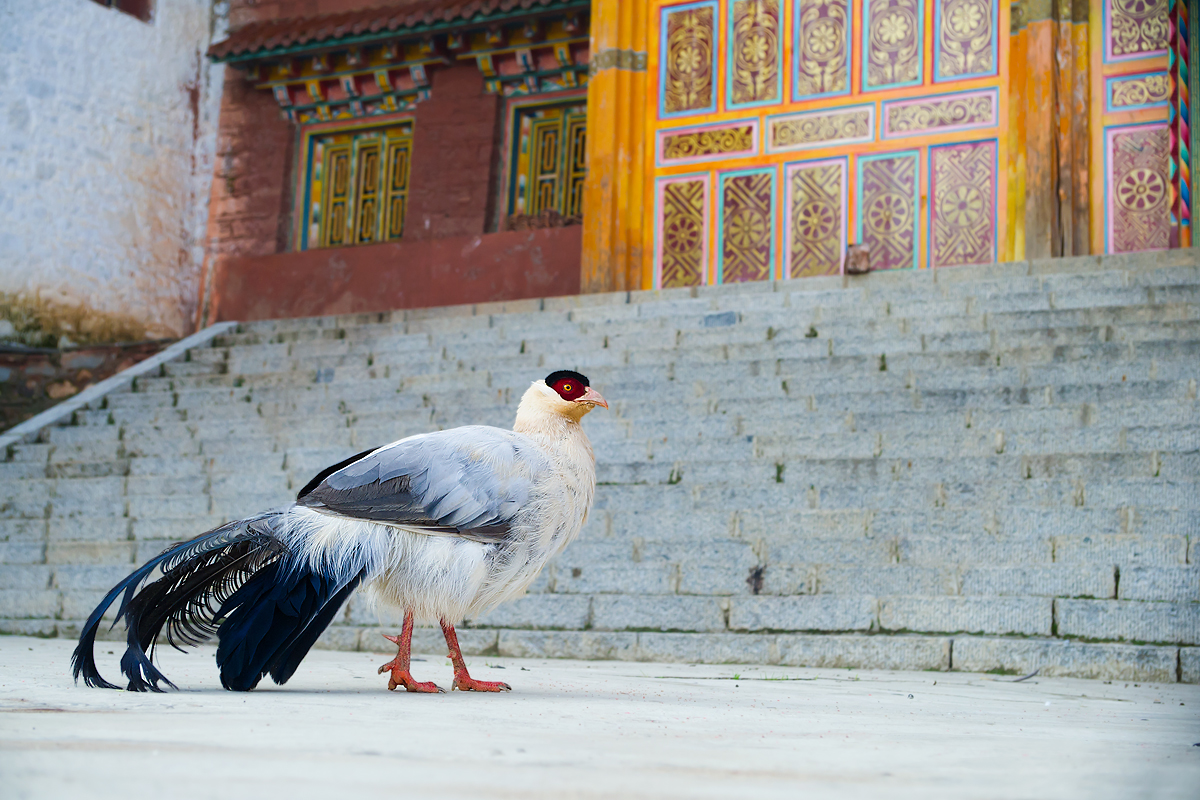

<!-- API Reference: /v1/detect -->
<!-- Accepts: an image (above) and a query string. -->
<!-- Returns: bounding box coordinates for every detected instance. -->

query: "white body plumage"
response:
[270,380,597,625]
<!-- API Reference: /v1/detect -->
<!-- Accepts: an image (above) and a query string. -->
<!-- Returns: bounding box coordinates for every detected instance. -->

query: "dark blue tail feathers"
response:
[215,565,365,691]
[71,510,363,692]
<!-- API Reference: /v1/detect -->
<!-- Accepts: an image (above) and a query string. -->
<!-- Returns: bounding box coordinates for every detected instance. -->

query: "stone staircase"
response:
[2,252,1198,683]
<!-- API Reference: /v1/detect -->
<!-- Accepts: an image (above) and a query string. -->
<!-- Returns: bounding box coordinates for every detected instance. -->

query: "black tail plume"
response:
[71,513,287,691]
[72,508,365,692]
[214,565,365,691]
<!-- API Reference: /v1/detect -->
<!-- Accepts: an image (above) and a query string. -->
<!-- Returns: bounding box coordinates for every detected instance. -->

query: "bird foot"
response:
[452,673,512,692]
[377,659,444,693]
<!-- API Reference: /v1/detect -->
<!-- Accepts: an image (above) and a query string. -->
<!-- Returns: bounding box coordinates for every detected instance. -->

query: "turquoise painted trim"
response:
[1105,71,1171,113]
[725,0,783,110]
[855,149,920,270]
[659,0,721,119]
[300,132,316,251]
[715,166,778,284]
[932,0,998,83]
[792,0,853,102]
[861,0,925,93]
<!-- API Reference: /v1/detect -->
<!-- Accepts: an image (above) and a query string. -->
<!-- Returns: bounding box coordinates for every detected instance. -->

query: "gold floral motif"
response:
[866,192,913,237]
[771,108,872,149]
[665,6,716,114]
[660,179,707,288]
[1109,125,1170,251]
[796,0,849,97]
[1110,0,1169,58]
[722,172,774,283]
[937,0,994,79]
[886,93,994,135]
[938,185,985,227]
[731,0,780,105]
[663,126,755,161]
[788,163,843,278]
[866,0,921,88]
[859,155,917,270]
[930,141,995,267]
[1109,73,1171,108]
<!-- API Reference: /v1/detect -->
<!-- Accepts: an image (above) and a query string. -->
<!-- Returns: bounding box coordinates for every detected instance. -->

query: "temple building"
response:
[198,0,1197,323]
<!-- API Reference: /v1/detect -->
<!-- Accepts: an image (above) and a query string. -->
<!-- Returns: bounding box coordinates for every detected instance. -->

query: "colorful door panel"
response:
[661,1,720,118]
[656,174,712,288]
[857,151,919,271]
[718,168,777,283]
[785,158,847,278]
[929,139,998,268]
[1105,123,1171,253]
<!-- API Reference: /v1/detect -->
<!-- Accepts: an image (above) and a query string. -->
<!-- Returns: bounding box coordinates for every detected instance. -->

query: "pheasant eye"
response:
[553,379,585,400]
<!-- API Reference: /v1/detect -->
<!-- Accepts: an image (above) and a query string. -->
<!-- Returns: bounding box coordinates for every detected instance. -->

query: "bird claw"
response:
[452,675,512,692]
[377,658,444,693]
[388,676,445,693]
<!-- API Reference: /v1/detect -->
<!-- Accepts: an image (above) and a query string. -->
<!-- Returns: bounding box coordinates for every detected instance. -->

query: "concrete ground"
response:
[0,636,1196,800]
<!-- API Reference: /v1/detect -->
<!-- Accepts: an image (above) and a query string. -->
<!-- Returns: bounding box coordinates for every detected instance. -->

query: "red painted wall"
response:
[203,70,295,266]
[208,226,582,322]
[406,65,504,239]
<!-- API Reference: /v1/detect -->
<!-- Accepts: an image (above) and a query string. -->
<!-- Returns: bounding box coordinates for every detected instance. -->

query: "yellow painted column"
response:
[581,0,650,293]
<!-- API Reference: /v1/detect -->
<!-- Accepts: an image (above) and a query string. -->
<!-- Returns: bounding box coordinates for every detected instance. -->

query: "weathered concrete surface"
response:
[1,637,1197,800]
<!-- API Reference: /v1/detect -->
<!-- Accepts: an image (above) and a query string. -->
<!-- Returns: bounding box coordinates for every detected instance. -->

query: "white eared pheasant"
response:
[72,371,606,693]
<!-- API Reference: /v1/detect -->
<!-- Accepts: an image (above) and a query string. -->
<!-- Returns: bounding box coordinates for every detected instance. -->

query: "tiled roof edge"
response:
[209,0,589,63]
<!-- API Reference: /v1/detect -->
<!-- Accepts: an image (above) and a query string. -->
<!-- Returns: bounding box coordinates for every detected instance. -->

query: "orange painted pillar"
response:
[1068,0,1092,255]
[580,0,650,293]
[1022,0,1060,259]
[1010,0,1091,259]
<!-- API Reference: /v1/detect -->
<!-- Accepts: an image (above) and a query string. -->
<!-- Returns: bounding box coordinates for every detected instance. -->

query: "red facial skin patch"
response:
[553,379,587,401]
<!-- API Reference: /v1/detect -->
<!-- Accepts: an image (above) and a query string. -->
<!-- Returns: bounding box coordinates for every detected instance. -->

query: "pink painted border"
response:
[655,174,711,288]
[1104,122,1171,253]
[656,119,760,167]
[1104,0,1169,63]
[783,158,847,279]
[928,139,998,268]
[881,89,999,140]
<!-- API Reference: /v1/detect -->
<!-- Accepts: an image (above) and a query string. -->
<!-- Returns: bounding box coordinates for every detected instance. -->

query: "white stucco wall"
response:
[0,0,227,337]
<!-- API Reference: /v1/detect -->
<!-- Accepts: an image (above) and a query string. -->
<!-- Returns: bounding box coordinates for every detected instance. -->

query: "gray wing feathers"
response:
[298,427,549,541]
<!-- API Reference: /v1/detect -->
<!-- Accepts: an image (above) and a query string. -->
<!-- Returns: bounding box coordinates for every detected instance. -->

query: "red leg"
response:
[377,611,443,693]
[441,621,511,692]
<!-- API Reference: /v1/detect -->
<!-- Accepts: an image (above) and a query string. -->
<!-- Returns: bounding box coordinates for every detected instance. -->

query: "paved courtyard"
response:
[0,636,1197,799]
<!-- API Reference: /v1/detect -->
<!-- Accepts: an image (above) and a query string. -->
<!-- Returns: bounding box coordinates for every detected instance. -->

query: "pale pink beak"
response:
[578,386,608,409]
